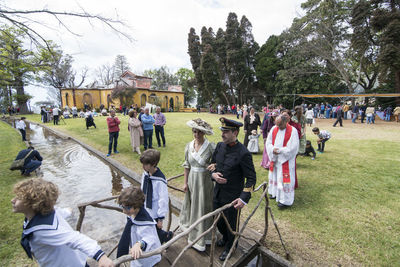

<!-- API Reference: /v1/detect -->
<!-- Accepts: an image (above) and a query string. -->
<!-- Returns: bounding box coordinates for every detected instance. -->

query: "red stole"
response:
[269,125,292,184]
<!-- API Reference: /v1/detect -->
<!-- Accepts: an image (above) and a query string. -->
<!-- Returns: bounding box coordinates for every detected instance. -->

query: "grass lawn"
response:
[0,121,37,267]
[10,113,400,266]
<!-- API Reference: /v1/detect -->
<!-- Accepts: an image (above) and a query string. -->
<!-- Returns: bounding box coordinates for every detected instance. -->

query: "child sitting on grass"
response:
[139,149,173,244]
[304,140,316,160]
[11,178,114,267]
[116,186,161,266]
[312,127,331,153]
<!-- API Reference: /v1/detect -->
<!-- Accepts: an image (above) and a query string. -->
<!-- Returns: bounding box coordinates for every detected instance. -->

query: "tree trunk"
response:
[15,78,29,114]
[395,70,400,105]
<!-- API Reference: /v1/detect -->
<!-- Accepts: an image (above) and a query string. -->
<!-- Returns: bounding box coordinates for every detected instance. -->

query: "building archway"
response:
[83,93,93,108]
[169,97,174,110]
[149,93,157,104]
[141,94,147,107]
[65,93,69,107]
[164,96,168,110]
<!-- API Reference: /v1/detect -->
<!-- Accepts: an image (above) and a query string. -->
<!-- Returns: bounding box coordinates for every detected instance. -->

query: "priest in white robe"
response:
[266,115,299,208]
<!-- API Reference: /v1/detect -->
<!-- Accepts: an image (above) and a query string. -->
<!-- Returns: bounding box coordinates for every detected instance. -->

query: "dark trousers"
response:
[23,160,41,175]
[156,227,169,244]
[143,129,153,149]
[53,115,59,125]
[333,117,343,127]
[19,129,26,141]
[154,125,165,146]
[318,138,329,152]
[214,198,239,251]
[108,131,119,154]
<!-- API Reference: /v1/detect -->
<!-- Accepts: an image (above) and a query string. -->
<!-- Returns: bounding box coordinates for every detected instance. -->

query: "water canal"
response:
[23,122,135,252]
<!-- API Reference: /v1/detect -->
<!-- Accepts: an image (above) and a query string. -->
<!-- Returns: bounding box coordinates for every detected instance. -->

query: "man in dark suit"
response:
[210,117,257,261]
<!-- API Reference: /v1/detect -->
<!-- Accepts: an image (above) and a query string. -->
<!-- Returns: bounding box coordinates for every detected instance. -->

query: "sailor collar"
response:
[23,210,58,236]
[130,207,156,226]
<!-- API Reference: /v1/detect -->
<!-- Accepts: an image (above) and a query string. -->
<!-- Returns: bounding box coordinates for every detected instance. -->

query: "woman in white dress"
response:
[179,118,215,252]
[128,110,143,154]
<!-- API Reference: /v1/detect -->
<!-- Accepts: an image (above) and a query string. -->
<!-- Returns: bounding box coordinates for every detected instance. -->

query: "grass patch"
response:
[0,121,37,267]
[20,113,400,265]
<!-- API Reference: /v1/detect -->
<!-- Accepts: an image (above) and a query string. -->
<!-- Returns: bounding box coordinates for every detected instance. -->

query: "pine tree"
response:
[188,28,205,104]
[114,55,130,80]
[200,44,222,104]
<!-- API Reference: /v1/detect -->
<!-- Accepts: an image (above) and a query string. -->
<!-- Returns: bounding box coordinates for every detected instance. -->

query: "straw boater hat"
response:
[186,118,214,135]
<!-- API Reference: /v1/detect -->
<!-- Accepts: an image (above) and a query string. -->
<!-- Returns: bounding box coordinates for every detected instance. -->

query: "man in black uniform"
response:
[210,117,257,261]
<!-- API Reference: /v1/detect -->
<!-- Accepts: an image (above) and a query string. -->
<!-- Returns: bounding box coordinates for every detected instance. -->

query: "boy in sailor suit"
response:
[116,186,161,266]
[11,178,114,267]
[139,149,173,244]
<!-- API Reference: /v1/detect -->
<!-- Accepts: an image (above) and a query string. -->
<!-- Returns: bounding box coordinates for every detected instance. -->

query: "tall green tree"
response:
[188,28,205,104]
[370,0,400,102]
[143,66,178,90]
[0,26,39,113]
[200,44,222,104]
[175,68,196,106]
[114,55,130,80]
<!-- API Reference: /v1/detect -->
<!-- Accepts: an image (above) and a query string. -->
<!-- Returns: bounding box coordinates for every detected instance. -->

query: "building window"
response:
[169,97,174,110]
[83,93,93,108]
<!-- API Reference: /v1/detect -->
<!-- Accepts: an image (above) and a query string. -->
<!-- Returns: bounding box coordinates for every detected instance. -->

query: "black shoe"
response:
[163,144,166,147]
[158,145,161,147]
[277,202,289,209]
[219,250,230,261]
[269,194,276,199]
[165,231,174,243]
[216,239,226,247]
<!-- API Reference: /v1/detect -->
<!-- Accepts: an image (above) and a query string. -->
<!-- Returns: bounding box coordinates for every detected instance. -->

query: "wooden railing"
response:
[75,174,289,266]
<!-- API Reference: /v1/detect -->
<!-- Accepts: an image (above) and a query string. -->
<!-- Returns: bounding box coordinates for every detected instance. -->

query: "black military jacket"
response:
[211,141,257,204]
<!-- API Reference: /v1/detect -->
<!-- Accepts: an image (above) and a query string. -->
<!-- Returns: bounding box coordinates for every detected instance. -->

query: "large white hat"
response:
[186,118,214,135]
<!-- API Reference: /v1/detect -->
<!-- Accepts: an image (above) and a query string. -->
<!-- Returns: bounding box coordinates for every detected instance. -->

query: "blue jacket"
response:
[141,114,155,131]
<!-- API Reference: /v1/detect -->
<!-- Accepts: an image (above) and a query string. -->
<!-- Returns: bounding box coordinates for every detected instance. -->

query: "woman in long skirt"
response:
[179,119,215,252]
[128,110,143,154]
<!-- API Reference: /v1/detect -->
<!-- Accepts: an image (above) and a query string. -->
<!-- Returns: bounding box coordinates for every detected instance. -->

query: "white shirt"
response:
[52,108,60,116]
[25,208,104,267]
[305,110,314,119]
[16,120,26,130]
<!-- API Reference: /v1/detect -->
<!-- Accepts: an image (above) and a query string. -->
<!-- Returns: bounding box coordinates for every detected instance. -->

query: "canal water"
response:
[24,122,135,253]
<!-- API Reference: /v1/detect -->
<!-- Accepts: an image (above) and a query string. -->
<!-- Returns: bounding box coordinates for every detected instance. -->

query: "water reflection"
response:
[26,123,135,251]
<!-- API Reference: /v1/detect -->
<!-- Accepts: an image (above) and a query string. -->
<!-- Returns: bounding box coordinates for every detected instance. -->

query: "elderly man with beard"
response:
[266,115,299,209]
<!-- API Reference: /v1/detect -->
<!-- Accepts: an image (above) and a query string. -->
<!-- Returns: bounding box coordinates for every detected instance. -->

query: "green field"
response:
[2,113,400,266]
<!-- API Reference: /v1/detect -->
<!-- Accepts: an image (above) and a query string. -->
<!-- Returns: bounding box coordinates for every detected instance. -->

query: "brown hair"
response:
[13,178,59,215]
[128,110,137,118]
[139,149,160,166]
[118,186,145,209]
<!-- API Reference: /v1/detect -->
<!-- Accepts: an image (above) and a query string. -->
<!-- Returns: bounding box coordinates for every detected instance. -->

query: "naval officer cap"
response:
[219,117,243,131]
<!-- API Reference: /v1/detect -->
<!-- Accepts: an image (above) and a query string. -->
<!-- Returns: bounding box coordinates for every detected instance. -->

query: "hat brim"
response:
[186,120,213,135]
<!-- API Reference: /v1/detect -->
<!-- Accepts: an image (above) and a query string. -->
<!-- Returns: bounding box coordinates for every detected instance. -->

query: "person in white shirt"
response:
[52,107,60,125]
[63,110,70,119]
[305,108,314,127]
[11,178,114,267]
[16,117,27,141]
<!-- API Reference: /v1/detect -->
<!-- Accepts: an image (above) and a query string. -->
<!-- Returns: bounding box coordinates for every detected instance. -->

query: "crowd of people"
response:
[7,99,400,266]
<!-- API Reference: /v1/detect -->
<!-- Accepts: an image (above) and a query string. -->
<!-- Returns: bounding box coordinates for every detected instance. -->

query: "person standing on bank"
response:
[266,115,299,209]
[106,110,120,157]
[52,106,60,125]
[210,117,257,261]
[180,119,215,252]
[291,106,306,154]
[153,107,166,147]
[16,117,27,141]
[141,107,155,150]
[333,105,343,127]
[128,110,143,155]
[243,107,261,148]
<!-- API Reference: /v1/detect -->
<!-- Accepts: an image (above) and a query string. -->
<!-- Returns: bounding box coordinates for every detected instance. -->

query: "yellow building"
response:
[61,71,185,111]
